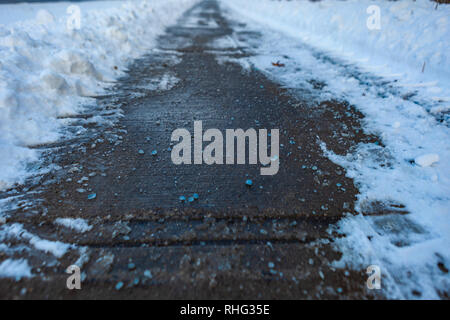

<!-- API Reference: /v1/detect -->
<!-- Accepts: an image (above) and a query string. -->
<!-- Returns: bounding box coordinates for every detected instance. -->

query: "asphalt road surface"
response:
[0,0,380,299]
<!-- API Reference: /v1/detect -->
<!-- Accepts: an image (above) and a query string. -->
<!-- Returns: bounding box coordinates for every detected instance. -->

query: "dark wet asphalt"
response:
[0,0,379,299]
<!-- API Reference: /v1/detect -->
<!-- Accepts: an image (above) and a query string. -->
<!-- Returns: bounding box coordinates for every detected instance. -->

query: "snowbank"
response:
[0,0,198,190]
[221,0,450,299]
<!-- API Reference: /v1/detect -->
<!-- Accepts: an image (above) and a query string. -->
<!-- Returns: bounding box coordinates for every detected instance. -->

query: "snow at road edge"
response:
[0,0,199,191]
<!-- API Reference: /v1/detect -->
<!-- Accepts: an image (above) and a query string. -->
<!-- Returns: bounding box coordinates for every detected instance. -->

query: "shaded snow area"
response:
[0,0,198,191]
[0,0,198,280]
[221,0,449,299]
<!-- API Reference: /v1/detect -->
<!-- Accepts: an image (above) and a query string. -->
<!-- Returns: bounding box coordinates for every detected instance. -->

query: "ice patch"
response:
[0,258,33,279]
[215,55,252,72]
[74,246,90,268]
[210,34,252,71]
[156,73,180,91]
[137,73,180,91]
[55,218,92,233]
[0,0,199,190]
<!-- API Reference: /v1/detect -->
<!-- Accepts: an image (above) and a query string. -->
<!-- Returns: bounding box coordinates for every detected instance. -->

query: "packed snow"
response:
[0,0,198,191]
[221,0,450,299]
[137,72,180,91]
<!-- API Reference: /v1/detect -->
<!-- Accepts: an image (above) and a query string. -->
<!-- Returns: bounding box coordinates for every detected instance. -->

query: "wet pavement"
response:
[0,0,379,299]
